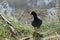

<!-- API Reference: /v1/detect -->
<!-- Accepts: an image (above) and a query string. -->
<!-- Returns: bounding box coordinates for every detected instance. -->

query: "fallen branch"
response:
[0,14,17,35]
[43,35,60,40]
[20,37,31,40]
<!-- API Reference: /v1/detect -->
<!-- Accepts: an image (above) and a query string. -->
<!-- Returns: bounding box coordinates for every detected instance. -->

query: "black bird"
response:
[29,10,43,40]
[30,11,42,29]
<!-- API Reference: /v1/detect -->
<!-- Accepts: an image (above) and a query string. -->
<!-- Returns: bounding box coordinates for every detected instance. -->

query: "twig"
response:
[20,37,31,40]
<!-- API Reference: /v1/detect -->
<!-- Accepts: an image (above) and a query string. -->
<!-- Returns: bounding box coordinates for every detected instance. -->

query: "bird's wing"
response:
[38,16,42,20]
[31,18,34,22]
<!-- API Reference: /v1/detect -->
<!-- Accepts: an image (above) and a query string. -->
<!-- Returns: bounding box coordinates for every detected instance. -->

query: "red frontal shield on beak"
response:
[29,10,32,15]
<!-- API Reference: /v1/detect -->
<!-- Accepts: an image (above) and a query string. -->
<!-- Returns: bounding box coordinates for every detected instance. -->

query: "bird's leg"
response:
[34,27,38,32]
[33,27,42,40]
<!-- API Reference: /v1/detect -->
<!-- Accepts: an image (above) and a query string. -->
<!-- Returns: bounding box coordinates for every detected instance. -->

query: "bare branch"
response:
[0,14,17,35]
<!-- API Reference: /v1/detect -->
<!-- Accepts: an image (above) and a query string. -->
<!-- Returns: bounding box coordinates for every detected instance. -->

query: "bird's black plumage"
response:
[30,11,42,28]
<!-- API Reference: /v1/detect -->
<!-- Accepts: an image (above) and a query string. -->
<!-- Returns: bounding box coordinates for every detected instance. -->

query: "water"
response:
[0,1,14,17]
[44,0,52,5]
[47,7,58,22]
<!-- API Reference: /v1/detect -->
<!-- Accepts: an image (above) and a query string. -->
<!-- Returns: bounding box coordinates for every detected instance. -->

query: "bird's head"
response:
[29,10,37,16]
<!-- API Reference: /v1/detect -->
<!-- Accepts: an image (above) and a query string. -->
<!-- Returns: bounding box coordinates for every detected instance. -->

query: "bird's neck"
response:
[33,15,38,21]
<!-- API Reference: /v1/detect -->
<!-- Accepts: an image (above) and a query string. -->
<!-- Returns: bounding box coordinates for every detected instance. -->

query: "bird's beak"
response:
[29,11,32,15]
[30,12,32,15]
